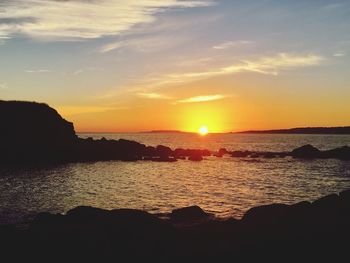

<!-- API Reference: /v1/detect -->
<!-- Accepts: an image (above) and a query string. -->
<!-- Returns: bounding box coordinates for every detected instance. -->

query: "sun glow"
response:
[198,126,209,136]
[180,104,229,134]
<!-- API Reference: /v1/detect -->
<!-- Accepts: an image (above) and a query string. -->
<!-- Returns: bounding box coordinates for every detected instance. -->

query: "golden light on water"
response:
[198,126,209,136]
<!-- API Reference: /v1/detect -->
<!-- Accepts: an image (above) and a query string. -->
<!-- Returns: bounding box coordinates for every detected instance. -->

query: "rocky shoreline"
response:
[1,100,349,166]
[1,190,350,261]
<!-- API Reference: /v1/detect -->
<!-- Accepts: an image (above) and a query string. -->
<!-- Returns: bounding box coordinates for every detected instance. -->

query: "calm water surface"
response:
[1,133,350,224]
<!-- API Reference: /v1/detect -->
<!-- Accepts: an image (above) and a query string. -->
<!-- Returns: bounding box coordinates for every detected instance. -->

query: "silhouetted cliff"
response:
[0,100,77,163]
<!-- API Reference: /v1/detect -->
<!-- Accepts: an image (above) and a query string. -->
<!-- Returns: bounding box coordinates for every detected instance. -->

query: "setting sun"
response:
[198,126,209,136]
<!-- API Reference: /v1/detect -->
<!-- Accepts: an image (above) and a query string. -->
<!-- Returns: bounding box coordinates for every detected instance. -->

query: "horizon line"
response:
[76,125,350,134]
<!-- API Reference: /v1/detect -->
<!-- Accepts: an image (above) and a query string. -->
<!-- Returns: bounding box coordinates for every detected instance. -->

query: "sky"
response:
[0,0,349,133]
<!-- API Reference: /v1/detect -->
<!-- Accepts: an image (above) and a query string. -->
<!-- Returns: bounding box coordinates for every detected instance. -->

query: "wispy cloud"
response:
[100,42,125,53]
[138,92,172,99]
[176,94,226,103]
[0,83,8,89]
[99,35,190,53]
[213,40,253,50]
[321,3,344,11]
[143,53,324,87]
[0,0,214,40]
[25,69,51,73]
[333,53,345,57]
[72,69,84,76]
[69,67,104,76]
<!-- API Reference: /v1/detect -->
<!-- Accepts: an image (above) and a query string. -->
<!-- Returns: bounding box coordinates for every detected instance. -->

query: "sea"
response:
[1,133,350,224]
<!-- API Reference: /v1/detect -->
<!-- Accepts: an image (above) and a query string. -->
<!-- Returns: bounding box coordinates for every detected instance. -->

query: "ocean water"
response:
[1,133,350,224]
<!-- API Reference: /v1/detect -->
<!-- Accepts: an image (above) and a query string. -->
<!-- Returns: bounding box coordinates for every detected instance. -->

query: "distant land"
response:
[141,126,350,135]
[236,126,350,135]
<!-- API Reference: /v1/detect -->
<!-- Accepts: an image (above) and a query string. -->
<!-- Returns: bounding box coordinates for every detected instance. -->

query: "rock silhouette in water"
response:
[290,144,321,158]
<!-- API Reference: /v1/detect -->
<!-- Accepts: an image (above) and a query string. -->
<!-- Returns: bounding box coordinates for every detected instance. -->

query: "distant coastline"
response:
[236,126,350,135]
[133,126,350,135]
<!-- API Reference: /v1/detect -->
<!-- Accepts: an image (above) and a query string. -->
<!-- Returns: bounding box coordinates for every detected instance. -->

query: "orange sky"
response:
[1,1,350,133]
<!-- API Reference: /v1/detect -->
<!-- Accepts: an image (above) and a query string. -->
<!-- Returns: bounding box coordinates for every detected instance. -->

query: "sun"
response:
[198,126,209,136]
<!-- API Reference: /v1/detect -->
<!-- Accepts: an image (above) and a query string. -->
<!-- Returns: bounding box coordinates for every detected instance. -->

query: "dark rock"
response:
[312,194,341,214]
[323,146,350,160]
[188,153,203,161]
[250,153,261,158]
[242,203,290,225]
[218,148,229,155]
[0,100,77,163]
[176,149,211,159]
[289,201,312,212]
[262,152,277,158]
[66,206,111,222]
[156,145,173,157]
[120,155,140,162]
[287,201,313,222]
[231,151,251,158]
[200,149,211,156]
[339,189,350,215]
[171,206,211,223]
[3,190,350,261]
[109,208,172,231]
[144,146,156,157]
[290,144,321,159]
[174,148,186,158]
[312,194,339,207]
[339,189,350,202]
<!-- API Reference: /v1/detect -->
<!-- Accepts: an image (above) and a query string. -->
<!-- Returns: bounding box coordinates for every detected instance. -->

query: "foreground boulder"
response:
[242,203,290,225]
[1,190,350,261]
[170,206,212,224]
